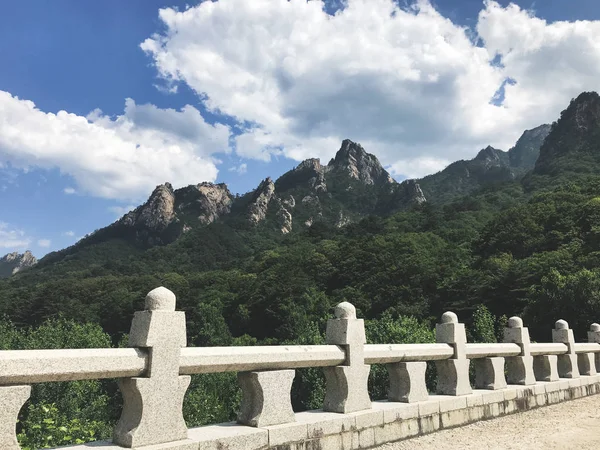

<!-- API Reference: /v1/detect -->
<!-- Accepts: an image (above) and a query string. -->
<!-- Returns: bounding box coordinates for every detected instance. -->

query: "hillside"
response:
[2,92,600,343]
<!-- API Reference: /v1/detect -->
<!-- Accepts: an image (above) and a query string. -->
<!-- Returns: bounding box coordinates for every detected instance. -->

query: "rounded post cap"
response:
[591,323,600,332]
[145,287,176,311]
[334,302,356,319]
[508,316,523,328]
[441,311,458,324]
[555,319,569,330]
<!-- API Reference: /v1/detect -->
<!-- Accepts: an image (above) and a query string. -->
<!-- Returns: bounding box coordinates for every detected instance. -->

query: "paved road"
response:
[377,395,600,450]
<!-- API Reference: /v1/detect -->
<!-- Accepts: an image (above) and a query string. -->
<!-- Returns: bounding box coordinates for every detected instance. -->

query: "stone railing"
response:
[1,287,600,450]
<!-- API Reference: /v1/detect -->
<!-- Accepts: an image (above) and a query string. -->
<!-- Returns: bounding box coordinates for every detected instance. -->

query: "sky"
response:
[1,0,600,257]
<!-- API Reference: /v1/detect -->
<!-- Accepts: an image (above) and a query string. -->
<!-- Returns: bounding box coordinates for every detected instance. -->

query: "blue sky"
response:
[1,0,599,257]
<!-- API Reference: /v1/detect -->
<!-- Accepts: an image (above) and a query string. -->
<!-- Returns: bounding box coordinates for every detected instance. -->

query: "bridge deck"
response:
[377,394,600,450]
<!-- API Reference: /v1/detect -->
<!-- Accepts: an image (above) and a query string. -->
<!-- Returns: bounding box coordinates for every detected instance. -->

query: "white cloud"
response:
[142,0,600,178]
[0,93,231,201]
[228,163,247,175]
[63,187,76,195]
[37,239,51,248]
[62,231,75,237]
[108,205,137,217]
[0,222,30,249]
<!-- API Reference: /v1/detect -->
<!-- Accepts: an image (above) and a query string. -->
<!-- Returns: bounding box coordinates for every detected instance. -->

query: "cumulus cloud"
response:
[37,239,51,248]
[0,222,31,249]
[0,93,231,201]
[142,0,600,179]
[62,231,75,237]
[63,187,76,195]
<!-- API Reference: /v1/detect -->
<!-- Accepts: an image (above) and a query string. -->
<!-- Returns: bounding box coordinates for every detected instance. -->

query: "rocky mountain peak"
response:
[176,182,233,225]
[329,139,393,185]
[532,91,600,179]
[401,179,427,205]
[248,178,276,225]
[567,91,600,132]
[508,124,551,169]
[120,183,176,232]
[295,158,323,173]
[0,250,37,278]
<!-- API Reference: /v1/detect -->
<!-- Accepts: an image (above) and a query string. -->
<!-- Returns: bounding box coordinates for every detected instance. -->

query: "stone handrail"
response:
[0,348,147,384]
[1,287,600,450]
[179,345,346,374]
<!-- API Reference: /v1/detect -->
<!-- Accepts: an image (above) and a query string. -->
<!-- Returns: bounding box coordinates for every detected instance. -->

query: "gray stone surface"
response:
[323,302,371,413]
[503,316,536,385]
[552,319,580,379]
[113,287,191,448]
[533,354,559,381]
[237,369,295,427]
[387,361,428,402]
[474,357,507,390]
[435,312,472,395]
[0,385,30,450]
[588,323,600,373]
[577,353,597,376]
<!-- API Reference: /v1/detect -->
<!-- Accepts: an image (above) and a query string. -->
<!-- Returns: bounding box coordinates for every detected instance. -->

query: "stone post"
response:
[588,323,600,373]
[435,312,471,395]
[474,357,507,390]
[387,362,428,402]
[237,370,296,427]
[0,385,31,450]
[503,317,535,385]
[323,302,371,413]
[113,287,193,449]
[552,319,580,379]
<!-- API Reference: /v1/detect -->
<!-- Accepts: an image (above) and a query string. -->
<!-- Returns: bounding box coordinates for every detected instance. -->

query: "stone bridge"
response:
[1,287,600,450]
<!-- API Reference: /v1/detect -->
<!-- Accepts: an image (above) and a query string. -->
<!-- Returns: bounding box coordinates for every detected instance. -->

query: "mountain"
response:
[2,92,600,344]
[418,124,551,204]
[526,92,600,189]
[68,140,426,249]
[0,251,37,278]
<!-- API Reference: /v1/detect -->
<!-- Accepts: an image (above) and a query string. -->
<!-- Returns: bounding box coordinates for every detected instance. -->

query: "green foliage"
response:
[469,305,497,343]
[18,403,109,450]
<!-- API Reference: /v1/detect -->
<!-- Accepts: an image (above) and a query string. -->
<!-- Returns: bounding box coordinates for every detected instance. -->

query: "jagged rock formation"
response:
[328,139,394,186]
[247,178,276,225]
[418,125,550,204]
[97,125,550,245]
[400,179,427,205]
[121,183,176,233]
[530,92,600,183]
[176,183,232,224]
[0,251,37,278]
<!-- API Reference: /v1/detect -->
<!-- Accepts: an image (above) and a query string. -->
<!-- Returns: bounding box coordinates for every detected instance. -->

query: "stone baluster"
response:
[237,370,296,427]
[113,287,193,449]
[553,319,580,379]
[387,361,428,402]
[474,356,507,390]
[588,323,600,373]
[435,312,471,395]
[323,302,371,413]
[533,353,559,382]
[503,317,535,385]
[0,385,31,450]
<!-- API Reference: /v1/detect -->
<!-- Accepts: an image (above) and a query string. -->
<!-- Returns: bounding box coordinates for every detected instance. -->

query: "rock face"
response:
[509,124,552,169]
[176,182,233,225]
[248,178,276,225]
[121,183,176,233]
[418,125,550,204]
[400,179,427,205]
[532,92,600,181]
[0,251,37,278]
[328,139,394,185]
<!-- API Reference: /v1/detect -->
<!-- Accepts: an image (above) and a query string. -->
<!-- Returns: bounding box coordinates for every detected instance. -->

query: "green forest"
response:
[2,92,600,448]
